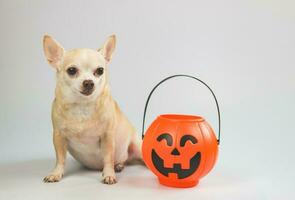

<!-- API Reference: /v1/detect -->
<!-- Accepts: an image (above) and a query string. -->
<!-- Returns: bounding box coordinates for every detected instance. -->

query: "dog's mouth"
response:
[80,89,94,96]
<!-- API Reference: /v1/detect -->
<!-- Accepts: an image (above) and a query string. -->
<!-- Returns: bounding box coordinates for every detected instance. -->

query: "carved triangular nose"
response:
[171,148,180,155]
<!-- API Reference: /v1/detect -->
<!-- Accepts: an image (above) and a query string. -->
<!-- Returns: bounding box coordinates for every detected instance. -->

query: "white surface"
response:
[0,0,295,199]
[0,157,292,200]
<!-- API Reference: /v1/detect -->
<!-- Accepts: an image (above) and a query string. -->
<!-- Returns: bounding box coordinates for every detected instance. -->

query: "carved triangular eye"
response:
[180,135,197,147]
[157,133,173,146]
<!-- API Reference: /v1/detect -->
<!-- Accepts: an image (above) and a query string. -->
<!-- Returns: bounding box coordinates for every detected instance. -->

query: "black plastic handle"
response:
[142,74,221,145]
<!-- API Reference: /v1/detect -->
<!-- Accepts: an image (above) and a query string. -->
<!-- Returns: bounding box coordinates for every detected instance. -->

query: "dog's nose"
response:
[83,80,94,90]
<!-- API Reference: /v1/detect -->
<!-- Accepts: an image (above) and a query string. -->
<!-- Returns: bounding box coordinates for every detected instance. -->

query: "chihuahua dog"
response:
[42,35,141,184]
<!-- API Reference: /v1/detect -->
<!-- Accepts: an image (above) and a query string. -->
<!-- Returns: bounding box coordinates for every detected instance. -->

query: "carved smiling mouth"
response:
[151,149,201,179]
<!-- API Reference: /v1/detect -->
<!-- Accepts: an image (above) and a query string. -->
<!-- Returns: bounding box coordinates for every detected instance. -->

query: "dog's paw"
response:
[114,163,124,172]
[43,174,63,183]
[103,176,117,184]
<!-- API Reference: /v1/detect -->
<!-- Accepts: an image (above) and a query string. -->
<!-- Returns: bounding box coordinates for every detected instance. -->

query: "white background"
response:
[0,0,294,199]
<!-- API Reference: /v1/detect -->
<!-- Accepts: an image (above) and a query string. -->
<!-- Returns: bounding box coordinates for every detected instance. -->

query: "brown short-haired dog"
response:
[42,35,141,184]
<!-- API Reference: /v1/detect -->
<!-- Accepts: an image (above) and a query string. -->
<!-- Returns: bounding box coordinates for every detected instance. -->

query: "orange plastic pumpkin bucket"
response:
[141,75,221,188]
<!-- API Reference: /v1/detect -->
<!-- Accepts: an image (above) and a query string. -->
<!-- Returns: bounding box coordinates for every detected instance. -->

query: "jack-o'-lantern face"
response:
[151,132,201,179]
[142,114,219,187]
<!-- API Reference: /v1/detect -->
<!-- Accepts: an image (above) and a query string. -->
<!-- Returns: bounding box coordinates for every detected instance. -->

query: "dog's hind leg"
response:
[127,135,143,163]
[114,150,128,173]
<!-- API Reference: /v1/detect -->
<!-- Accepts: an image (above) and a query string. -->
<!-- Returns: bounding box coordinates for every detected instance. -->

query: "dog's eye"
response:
[67,67,78,76]
[94,67,104,76]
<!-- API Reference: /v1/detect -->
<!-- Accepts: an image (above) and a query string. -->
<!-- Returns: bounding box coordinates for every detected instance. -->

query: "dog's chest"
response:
[59,104,107,143]
[65,121,104,144]
[58,105,109,169]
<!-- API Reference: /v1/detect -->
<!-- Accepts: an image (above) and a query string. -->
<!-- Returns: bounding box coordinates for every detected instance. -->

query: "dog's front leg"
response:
[101,131,116,184]
[43,130,67,183]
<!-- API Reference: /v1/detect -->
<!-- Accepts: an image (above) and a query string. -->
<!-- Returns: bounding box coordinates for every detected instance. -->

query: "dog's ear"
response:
[100,35,116,62]
[43,35,64,69]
